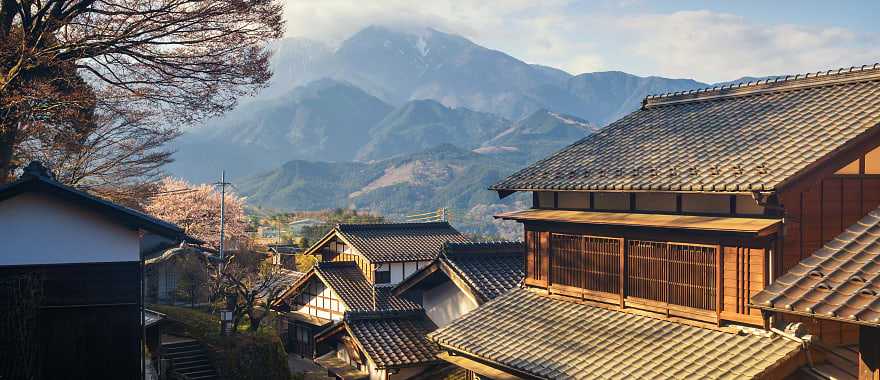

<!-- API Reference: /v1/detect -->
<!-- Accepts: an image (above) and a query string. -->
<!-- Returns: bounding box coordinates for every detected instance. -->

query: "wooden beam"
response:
[860,325,880,380]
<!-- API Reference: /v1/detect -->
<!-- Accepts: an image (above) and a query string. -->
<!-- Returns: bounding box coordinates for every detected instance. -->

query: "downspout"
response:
[769,326,830,378]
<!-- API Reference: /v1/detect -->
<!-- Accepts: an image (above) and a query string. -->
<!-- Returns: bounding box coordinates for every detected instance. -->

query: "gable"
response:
[0,193,140,265]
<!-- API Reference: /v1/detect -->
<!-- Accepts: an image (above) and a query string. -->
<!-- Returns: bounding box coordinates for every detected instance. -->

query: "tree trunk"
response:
[0,117,18,185]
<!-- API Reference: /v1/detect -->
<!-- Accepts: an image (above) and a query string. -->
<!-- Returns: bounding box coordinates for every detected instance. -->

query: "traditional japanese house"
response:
[752,206,880,379]
[144,244,216,305]
[392,241,525,327]
[430,65,880,379]
[302,222,469,285]
[272,222,468,379]
[0,162,195,380]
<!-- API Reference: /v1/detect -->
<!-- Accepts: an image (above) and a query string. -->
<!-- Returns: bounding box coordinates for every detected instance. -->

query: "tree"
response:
[175,254,209,308]
[0,0,284,183]
[144,177,248,249]
[17,98,179,207]
[218,250,288,332]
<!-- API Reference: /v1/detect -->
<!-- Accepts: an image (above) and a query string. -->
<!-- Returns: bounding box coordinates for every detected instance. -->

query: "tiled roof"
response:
[442,242,525,300]
[346,314,441,369]
[316,262,422,313]
[335,222,469,263]
[750,207,880,326]
[491,65,880,193]
[430,288,804,380]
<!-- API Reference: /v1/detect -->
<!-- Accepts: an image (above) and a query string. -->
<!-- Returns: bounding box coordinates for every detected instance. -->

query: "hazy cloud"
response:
[282,2,879,82]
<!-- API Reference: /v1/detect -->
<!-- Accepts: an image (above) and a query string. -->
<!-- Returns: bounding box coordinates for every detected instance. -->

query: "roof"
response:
[0,161,196,243]
[491,64,880,194]
[309,222,469,263]
[442,242,525,300]
[340,314,441,369]
[750,207,880,326]
[281,261,421,313]
[430,288,804,380]
[496,209,781,235]
[394,241,525,303]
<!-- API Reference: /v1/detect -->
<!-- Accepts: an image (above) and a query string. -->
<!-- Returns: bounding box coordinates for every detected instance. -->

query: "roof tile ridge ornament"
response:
[641,62,880,108]
[20,161,57,181]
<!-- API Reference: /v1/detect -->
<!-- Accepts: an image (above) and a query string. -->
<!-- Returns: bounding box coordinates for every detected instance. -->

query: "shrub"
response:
[149,305,290,380]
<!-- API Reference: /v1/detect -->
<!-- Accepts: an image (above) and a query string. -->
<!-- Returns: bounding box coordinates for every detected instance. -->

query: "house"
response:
[272,222,468,379]
[302,222,468,285]
[429,65,880,379]
[392,241,525,327]
[144,244,217,305]
[0,162,195,380]
[267,244,301,268]
[751,206,880,379]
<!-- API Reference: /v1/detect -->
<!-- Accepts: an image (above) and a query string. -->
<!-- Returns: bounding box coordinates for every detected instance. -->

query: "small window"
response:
[558,192,589,209]
[866,146,880,174]
[735,195,765,215]
[681,194,730,214]
[374,270,391,284]
[536,192,555,209]
[593,192,630,211]
[635,193,677,212]
[835,159,860,175]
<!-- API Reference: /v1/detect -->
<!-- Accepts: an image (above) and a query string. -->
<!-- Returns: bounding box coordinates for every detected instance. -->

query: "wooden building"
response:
[752,206,880,379]
[302,222,468,285]
[430,65,880,379]
[392,241,524,327]
[273,222,468,379]
[0,162,194,380]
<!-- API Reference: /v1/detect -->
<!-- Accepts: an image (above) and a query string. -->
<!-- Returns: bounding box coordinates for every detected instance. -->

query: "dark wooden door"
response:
[287,321,314,358]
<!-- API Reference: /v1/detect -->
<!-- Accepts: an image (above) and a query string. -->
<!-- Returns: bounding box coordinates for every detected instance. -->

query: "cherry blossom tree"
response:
[144,177,248,249]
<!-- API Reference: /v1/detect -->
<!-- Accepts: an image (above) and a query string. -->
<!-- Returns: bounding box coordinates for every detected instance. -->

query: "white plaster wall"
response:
[422,280,478,328]
[388,260,433,284]
[0,193,140,265]
[297,279,346,321]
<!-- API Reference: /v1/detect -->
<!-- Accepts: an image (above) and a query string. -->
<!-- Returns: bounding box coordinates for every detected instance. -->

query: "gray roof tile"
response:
[337,222,469,263]
[346,314,440,369]
[430,288,803,379]
[492,67,880,193]
[316,262,422,313]
[751,207,880,325]
[442,242,524,300]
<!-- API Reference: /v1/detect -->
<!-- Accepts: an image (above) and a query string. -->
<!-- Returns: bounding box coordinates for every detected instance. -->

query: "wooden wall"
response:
[523,223,768,326]
[778,174,880,345]
[0,262,142,380]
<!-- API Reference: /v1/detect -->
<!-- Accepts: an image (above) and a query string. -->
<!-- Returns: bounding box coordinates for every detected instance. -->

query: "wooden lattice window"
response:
[627,240,718,311]
[550,234,621,294]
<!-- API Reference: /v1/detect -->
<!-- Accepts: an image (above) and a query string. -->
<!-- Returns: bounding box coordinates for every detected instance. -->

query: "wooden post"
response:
[715,245,722,326]
[860,325,880,380]
[619,238,625,308]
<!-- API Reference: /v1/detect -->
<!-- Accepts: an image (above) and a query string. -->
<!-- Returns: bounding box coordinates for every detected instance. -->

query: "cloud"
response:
[281,2,879,82]
[616,10,880,82]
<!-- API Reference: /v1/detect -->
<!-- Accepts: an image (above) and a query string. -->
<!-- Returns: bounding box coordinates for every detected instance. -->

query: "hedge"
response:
[149,305,290,380]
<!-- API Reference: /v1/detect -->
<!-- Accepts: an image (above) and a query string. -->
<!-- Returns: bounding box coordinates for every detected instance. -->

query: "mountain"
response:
[237,144,526,237]
[564,71,708,125]
[256,26,712,122]
[477,109,596,164]
[168,79,393,182]
[356,99,510,161]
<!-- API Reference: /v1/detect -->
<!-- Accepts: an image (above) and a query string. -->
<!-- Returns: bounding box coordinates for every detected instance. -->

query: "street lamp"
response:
[219,310,233,335]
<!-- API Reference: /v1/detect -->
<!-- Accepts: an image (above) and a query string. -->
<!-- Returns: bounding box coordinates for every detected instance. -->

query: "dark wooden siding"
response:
[0,261,142,380]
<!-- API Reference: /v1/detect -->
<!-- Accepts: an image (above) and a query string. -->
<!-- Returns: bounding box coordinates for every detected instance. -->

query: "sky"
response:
[282,0,880,83]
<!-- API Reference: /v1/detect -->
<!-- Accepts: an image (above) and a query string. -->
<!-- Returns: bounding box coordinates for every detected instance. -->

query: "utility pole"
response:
[216,170,231,275]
